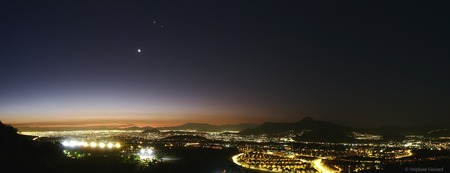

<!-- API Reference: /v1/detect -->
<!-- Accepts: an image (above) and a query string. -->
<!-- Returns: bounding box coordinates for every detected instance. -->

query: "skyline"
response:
[1,1,449,129]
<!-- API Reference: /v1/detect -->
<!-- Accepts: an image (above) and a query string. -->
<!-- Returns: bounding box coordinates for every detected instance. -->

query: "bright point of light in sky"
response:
[137,49,141,53]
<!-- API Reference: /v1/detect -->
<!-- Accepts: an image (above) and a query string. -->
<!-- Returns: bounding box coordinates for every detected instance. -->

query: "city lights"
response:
[21,128,450,173]
[61,140,121,149]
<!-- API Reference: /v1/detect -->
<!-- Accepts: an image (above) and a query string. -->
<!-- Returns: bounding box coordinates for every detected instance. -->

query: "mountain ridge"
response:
[239,117,450,142]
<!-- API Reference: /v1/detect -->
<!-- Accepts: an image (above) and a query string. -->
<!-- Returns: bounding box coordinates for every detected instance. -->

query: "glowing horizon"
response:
[1,0,449,130]
[3,117,264,129]
[1,111,270,130]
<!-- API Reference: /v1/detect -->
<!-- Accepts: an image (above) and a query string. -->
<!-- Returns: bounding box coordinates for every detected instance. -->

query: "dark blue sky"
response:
[0,0,449,128]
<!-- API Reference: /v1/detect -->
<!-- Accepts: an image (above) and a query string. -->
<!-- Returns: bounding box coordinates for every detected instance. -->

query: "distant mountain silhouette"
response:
[240,116,352,134]
[157,123,259,132]
[122,126,161,131]
[427,128,450,137]
[239,116,450,142]
[239,116,355,142]
[122,126,147,130]
[360,125,445,136]
[142,128,160,133]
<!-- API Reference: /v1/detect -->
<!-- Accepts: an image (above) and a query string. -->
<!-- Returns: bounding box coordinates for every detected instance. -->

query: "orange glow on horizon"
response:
[1,111,276,131]
[5,116,265,131]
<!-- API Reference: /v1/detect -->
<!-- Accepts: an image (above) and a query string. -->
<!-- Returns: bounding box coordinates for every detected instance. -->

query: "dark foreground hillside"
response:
[0,121,141,173]
[0,121,67,172]
[0,121,248,173]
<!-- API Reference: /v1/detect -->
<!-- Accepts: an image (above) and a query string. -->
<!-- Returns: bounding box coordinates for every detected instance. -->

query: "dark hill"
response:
[142,128,160,133]
[239,117,450,142]
[427,128,450,137]
[360,125,442,136]
[0,121,66,172]
[0,121,146,173]
[240,116,352,135]
[239,116,355,142]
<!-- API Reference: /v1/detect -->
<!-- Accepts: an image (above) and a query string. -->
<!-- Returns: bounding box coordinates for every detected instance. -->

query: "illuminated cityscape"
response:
[1,0,449,173]
[16,121,450,173]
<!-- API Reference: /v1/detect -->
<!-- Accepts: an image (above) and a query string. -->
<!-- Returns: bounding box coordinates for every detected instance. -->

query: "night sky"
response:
[1,1,449,128]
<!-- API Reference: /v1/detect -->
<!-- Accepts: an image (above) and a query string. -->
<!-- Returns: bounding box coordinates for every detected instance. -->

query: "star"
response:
[137,49,141,53]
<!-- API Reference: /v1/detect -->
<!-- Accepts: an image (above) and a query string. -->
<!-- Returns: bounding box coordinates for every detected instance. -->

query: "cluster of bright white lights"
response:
[62,140,121,149]
[140,148,153,155]
[138,148,154,160]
